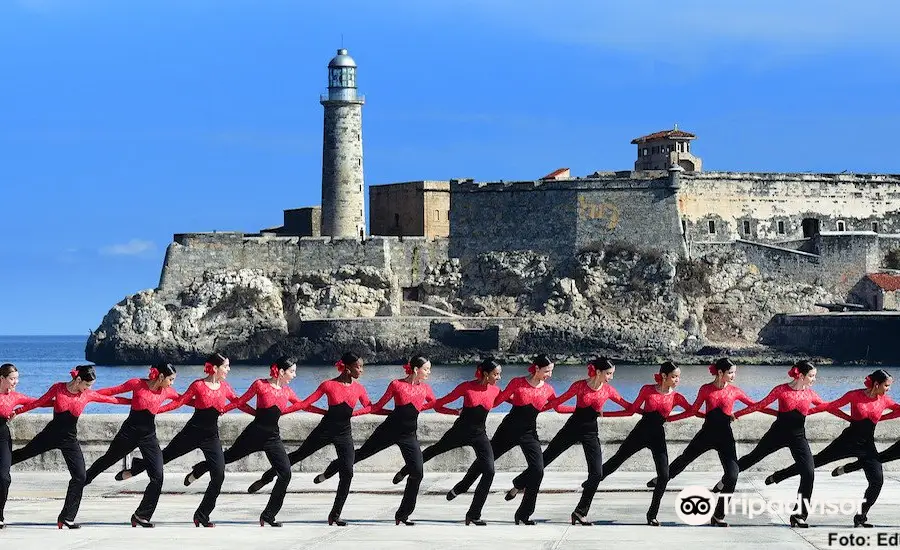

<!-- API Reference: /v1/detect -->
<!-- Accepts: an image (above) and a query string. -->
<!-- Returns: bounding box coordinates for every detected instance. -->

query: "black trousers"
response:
[193,416,291,519]
[11,413,85,523]
[772,419,882,520]
[84,410,164,519]
[0,422,12,523]
[453,406,542,520]
[667,410,738,520]
[263,412,354,520]
[397,410,494,520]
[601,413,669,521]
[323,410,423,521]
[729,411,814,519]
[512,408,603,517]
[129,409,225,522]
[843,440,900,473]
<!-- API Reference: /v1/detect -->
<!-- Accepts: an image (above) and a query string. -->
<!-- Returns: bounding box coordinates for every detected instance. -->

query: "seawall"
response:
[9,413,900,474]
[761,312,900,361]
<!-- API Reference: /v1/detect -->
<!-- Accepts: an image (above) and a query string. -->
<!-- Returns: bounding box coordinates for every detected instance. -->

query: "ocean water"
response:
[0,335,889,413]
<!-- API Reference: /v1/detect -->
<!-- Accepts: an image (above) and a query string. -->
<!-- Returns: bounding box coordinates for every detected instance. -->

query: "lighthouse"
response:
[320,48,365,238]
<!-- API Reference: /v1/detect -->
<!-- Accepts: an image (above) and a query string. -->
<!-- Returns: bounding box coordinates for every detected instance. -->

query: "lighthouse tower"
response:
[320,48,365,238]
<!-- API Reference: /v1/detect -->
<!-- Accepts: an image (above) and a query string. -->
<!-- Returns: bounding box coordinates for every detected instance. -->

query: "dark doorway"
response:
[802,218,820,238]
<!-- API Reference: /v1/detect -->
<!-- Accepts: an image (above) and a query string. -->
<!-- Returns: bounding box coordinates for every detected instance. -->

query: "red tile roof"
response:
[866,273,900,291]
[541,167,570,180]
[631,128,696,144]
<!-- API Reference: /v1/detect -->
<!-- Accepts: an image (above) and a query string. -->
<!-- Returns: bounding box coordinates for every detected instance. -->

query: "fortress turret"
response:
[320,48,365,238]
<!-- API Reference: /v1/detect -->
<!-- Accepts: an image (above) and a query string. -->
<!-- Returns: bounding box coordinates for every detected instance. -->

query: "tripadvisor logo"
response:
[676,486,715,525]
[675,485,866,525]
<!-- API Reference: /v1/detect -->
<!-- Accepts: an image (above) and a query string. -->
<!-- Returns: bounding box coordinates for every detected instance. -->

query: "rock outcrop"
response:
[87,246,837,365]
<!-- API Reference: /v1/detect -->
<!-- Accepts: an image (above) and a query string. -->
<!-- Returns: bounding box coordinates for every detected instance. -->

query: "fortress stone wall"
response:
[449,172,686,261]
[679,172,900,243]
[158,233,449,295]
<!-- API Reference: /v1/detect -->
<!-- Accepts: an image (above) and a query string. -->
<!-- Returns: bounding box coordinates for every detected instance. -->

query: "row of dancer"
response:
[1,355,898,530]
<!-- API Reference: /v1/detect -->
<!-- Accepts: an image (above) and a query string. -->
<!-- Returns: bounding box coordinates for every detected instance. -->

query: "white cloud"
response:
[99,239,157,257]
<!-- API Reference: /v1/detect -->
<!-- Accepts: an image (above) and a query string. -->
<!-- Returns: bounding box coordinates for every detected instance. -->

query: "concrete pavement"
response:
[3,471,900,549]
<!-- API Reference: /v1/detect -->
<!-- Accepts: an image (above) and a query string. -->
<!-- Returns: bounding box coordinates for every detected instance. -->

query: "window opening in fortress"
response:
[837,220,846,231]
[708,220,716,234]
[778,221,786,234]
[873,222,879,232]
[743,220,751,235]
[802,218,820,238]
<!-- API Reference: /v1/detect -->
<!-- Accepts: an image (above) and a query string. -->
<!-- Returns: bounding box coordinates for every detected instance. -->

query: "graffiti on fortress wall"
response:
[577,196,621,229]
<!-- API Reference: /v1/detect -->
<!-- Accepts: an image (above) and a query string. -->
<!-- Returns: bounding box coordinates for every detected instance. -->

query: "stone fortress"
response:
[86,49,900,365]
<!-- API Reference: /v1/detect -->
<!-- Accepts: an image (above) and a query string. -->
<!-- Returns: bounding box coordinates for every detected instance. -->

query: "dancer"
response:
[647,357,755,527]
[313,355,445,526]
[115,352,253,528]
[0,363,35,529]
[184,357,302,527]
[246,352,371,527]
[598,361,691,526]
[84,363,179,527]
[447,354,558,525]
[767,369,899,528]
[506,357,632,525]
[716,360,832,527]
[11,365,128,529]
[391,357,503,526]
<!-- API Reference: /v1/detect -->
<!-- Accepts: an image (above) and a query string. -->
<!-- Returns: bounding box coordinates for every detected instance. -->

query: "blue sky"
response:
[1,0,899,336]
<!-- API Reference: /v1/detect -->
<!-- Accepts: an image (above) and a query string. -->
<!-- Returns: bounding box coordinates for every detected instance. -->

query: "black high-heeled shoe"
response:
[465,517,486,526]
[505,487,520,501]
[395,517,415,526]
[764,475,776,485]
[646,477,658,488]
[115,469,131,481]
[247,477,269,494]
[446,489,458,501]
[570,513,592,526]
[392,470,407,485]
[193,513,215,528]
[183,472,195,487]
[260,514,283,527]
[647,517,660,527]
[313,473,327,484]
[328,516,347,527]
[854,515,873,528]
[131,514,154,528]
[710,516,729,527]
[514,515,535,526]
[57,519,80,529]
[789,515,809,528]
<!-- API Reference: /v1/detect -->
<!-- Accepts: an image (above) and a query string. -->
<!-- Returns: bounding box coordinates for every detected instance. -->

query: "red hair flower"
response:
[148,367,160,380]
[788,366,801,379]
[403,363,413,375]
[654,373,662,384]
[527,363,537,375]
[474,368,482,379]
[204,362,216,375]
[270,364,280,379]
[865,375,874,389]
[70,368,79,379]
[708,364,718,376]
[587,364,597,378]
[335,360,346,372]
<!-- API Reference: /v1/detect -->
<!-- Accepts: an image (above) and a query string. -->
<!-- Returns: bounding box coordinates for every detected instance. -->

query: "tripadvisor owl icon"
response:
[676,486,716,525]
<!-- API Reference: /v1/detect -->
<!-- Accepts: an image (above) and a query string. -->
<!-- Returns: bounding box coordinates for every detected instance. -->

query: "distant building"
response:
[849,273,900,310]
[262,206,322,237]
[369,181,450,238]
[632,126,702,172]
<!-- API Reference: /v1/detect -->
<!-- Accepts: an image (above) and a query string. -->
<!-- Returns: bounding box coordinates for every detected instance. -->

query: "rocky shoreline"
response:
[86,245,849,366]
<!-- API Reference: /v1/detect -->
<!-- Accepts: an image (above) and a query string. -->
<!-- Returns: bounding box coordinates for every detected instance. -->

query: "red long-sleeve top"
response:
[493,377,558,410]
[223,379,305,414]
[284,379,372,416]
[15,382,127,417]
[156,379,255,415]
[543,379,632,415]
[354,379,447,416]
[667,382,755,422]
[97,378,180,415]
[809,389,900,423]
[0,391,36,420]
[623,384,692,419]
[427,380,502,416]
[734,383,839,419]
